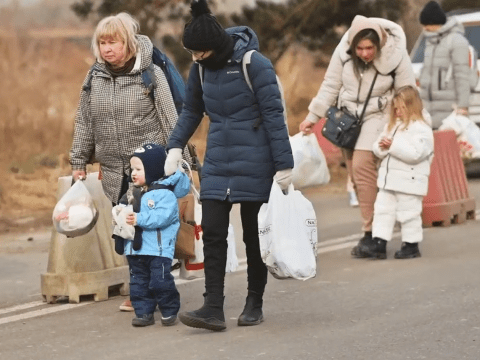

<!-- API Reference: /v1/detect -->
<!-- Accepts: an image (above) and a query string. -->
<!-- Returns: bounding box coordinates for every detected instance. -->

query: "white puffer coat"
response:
[307,15,416,151]
[419,18,471,129]
[373,112,434,196]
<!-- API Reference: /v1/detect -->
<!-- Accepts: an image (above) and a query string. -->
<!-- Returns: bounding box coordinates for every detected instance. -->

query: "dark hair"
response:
[348,29,381,77]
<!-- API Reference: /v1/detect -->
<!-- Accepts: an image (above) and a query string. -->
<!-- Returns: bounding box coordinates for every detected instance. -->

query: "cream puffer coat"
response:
[419,18,471,129]
[306,15,416,151]
[373,111,434,196]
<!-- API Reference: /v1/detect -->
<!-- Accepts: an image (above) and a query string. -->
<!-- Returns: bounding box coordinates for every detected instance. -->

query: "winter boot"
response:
[178,293,226,331]
[351,232,373,257]
[238,292,264,326]
[356,237,387,259]
[131,313,155,327]
[394,242,421,259]
[160,315,177,326]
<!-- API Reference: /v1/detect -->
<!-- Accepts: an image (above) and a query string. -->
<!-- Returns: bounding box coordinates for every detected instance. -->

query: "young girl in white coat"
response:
[357,85,434,259]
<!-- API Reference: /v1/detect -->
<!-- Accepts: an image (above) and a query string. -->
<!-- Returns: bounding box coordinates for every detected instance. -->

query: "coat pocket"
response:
[438,67,449,90]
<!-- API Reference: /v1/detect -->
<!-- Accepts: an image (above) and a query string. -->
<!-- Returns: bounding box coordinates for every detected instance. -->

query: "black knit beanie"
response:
[420,1,447,26]
[183,0,231,51]
[131,143,167,186]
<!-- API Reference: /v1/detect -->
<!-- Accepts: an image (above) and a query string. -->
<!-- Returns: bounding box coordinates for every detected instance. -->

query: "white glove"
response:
[275,168,293,192]
[164,148,183,176]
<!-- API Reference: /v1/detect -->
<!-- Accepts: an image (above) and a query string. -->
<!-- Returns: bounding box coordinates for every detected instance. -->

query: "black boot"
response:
[356,237,387,259]
[351,232,373,257]
[238,292,264,326]
[178,293,226,331]
[394,242,421,259]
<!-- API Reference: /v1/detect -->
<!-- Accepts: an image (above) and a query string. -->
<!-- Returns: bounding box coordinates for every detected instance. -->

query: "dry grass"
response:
[0,32,94,224]
[0,34,346,233]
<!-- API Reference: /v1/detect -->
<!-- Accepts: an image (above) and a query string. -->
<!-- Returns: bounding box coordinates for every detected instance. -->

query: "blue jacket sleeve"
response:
[167,63,206,150]
[248,52,294,171]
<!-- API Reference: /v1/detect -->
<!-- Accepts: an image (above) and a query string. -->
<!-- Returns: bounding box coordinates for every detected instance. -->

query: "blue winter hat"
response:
[131,143,167,185]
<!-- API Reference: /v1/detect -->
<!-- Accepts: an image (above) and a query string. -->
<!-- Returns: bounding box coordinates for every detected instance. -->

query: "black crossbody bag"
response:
[322,71,379,149]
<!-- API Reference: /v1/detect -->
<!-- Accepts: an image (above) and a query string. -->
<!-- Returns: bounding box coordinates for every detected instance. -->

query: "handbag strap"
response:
[358,70,379,123]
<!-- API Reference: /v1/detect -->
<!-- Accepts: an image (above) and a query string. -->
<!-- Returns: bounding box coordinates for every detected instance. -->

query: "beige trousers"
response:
[343,149,379,232]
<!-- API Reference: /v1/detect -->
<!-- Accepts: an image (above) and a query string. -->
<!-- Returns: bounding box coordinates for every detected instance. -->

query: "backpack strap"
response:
[141,62,157,101]
[242,50,256,93]
[198,63,205,89]
[82,66,96,92]
[242,50,288,129]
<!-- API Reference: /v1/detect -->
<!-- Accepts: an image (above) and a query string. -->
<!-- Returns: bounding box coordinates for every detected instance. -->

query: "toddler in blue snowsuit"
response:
[113,143,190,327]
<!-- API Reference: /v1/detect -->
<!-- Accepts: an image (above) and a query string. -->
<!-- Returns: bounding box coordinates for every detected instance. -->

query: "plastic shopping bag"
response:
[112,204,135,240]
[52,180,99,238]
[289,132,330,189]
[258,182,317,280]
[439,111,480,159]
[225,223,238,273]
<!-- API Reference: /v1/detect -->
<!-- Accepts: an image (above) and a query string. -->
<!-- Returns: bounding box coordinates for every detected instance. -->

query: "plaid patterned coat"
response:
[70,35,184,204]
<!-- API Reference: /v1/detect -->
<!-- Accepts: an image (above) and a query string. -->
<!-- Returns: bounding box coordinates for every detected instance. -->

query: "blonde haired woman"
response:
[70,12,184,312]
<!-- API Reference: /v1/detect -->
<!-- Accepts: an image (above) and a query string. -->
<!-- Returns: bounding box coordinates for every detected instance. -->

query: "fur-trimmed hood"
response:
[338,15,408,75]
[423,17,465,40]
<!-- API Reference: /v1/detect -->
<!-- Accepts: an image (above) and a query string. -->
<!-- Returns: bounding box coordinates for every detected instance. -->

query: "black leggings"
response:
[201,200,268,296]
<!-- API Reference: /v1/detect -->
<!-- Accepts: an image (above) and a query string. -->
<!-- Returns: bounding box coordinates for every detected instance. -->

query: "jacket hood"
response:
[339,15,408,75]
[424,17,465,39]
[225,26,260,62]
[422,108,433,127]
[156,170,190,199]
[94,34,153,74]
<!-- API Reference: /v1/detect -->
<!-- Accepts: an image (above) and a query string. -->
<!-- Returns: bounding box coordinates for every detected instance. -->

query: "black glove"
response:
[132,226,143,251]
[112,234,125,255]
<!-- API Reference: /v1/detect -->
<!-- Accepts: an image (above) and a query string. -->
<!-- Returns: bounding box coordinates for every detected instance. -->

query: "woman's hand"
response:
[126,213,137,226]
[164,148,183,176]
[299,119,316,134]
[72,170,86,181]
[379,137,392,150]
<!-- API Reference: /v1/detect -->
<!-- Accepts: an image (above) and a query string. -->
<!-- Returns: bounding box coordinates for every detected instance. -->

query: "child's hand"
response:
[126,213,137,226]
[379,137,392,150]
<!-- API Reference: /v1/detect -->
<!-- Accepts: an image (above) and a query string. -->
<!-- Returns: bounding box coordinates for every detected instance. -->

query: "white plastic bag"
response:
[112,204,135,240]
[289,132,330,189]
[258,182,317,280]
[52,180,98,238]
[439,111,480,159]
[225,223,238,273]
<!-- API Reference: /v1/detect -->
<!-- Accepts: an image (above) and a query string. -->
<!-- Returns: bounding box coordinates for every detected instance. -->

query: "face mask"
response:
[196,54,225,70]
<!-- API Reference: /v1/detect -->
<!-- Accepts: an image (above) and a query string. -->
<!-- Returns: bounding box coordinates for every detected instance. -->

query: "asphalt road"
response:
[1,179,479,360]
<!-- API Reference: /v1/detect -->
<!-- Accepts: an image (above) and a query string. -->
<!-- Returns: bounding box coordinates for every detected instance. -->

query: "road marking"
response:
[1,212,479,325]
[0,302,92,325]
[0,301,45,315]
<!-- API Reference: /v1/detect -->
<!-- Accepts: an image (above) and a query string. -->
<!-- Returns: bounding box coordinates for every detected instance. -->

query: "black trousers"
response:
[201,200,268,296]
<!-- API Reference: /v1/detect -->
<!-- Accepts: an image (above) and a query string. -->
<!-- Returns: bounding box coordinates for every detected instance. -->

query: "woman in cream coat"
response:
[299,15,416,256]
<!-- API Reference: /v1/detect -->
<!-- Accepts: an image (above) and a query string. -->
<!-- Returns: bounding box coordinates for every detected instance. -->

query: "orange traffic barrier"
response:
[422,130,476,227]
[312,119,343,166]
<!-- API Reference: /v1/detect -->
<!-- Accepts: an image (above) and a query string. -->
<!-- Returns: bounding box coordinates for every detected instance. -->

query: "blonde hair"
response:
[388,85,425,132]
[91,12,139,64]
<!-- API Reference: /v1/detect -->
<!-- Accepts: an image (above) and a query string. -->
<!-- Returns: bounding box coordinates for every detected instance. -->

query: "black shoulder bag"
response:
[322,71,379,150]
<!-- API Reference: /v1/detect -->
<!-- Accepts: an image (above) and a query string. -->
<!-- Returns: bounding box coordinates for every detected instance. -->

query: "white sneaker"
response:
[349,191,359,207]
